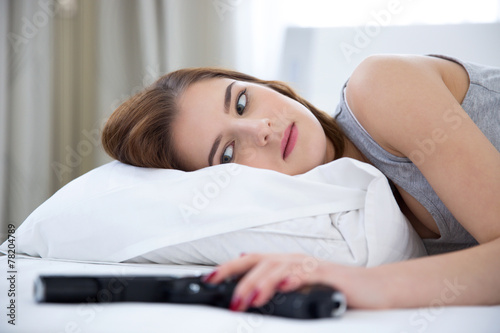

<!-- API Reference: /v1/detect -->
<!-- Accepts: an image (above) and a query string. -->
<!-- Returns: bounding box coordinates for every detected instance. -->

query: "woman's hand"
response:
[202,253,372,312]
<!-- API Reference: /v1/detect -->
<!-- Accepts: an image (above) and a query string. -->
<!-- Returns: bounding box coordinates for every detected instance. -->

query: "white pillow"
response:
[0,158,427,266]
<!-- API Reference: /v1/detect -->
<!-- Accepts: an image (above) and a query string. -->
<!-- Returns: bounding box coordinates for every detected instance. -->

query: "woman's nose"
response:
[237,118,272,146]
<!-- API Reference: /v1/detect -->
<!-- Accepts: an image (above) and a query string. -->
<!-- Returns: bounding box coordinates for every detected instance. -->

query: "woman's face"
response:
[172,78,334,175]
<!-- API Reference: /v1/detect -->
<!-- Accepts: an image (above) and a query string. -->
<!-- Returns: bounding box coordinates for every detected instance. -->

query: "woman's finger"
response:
[230,258,292,311]
[229,253,325,311]
[202,253,350,312]
[202,253,264,284]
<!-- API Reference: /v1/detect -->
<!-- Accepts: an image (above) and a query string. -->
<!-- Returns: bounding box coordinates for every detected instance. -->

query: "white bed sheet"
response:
[1,255,498,333]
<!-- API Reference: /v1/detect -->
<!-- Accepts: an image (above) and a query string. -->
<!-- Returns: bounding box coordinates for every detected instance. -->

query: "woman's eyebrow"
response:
[224,81,236,112]
[208,135,222,166]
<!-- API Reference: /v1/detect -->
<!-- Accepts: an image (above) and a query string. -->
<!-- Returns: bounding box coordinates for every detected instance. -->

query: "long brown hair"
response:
[101,67,345,170]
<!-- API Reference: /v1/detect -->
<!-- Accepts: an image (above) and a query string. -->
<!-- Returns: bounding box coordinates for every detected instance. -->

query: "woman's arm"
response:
[205,55,500,311]
[343,54,500,307]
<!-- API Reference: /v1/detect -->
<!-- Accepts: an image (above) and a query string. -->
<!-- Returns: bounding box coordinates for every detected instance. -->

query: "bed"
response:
[1,159,499,332]
[1,255,499,333]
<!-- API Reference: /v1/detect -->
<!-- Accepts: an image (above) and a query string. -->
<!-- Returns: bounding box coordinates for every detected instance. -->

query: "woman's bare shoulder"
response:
[344,54,469,156]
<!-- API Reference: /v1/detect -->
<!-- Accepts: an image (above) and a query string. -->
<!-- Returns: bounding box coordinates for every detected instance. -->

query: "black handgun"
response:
[34,275,346,319]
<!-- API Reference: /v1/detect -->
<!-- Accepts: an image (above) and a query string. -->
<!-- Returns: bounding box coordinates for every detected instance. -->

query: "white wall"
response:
[279,23,500,114]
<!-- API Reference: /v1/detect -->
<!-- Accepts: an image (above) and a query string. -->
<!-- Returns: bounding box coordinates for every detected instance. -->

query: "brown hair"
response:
[101,67,345,170]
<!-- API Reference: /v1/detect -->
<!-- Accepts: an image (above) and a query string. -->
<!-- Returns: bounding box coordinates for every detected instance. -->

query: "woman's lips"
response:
[281,123,298,160]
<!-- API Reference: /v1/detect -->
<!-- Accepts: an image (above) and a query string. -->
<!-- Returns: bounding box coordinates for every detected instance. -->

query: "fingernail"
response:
[229,295,242,311]
[201,270,217,283]
[247,289,260,307]
[276,278,289,290]
[240,252,246,257]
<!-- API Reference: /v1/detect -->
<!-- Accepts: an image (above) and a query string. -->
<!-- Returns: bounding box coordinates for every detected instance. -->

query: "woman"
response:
[102,54,500,311]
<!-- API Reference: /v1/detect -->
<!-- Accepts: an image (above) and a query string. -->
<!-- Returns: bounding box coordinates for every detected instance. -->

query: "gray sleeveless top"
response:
[334,54,500,255]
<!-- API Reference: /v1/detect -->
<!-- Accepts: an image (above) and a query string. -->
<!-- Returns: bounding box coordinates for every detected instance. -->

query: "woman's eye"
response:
[221,143,234,164]
[236,90,247,115]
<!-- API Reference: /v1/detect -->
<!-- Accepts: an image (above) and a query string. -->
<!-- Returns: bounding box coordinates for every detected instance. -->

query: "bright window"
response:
[269,0,500,27]
[247,0,500,79]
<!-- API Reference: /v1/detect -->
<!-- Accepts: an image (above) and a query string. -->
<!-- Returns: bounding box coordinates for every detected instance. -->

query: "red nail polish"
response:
[229,296,242,311]
[247,289,260,307]
[201,270,217,283]
[277,278,289,290]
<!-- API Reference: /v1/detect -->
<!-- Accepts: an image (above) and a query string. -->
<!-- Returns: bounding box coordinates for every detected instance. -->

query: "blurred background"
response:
[1,0,500,240]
